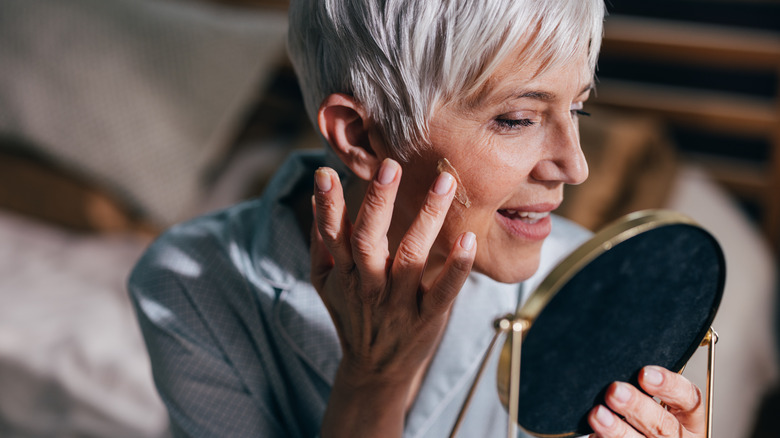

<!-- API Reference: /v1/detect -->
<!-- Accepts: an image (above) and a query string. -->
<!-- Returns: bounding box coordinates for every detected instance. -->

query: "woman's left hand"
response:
[587,365,705,438]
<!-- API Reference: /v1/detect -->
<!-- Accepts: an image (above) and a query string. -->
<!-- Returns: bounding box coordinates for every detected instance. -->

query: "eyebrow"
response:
[510,82,595,102]
[464,80,595,110]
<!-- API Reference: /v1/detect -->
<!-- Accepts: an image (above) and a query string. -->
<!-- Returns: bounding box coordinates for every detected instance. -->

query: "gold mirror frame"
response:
[499,210,717,438]
[449,210,722,438]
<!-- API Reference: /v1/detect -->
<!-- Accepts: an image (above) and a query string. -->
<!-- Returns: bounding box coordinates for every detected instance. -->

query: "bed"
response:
[0,1,776,437]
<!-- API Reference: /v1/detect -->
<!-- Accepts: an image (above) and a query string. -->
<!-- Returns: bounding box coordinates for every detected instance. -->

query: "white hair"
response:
[288,0,605,161]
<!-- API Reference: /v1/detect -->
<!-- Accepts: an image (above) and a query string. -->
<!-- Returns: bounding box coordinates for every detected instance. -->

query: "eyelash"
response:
[495,118,536,129]
[494,109,590,131]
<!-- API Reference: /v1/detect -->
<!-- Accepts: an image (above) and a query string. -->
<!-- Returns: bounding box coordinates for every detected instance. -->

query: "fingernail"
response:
[644,366,664,387]
[434,172,454,195]
[613,382,632,403]
[460,232,476,251]
[377,159,398,185]
[595,405,614,427]
[315,168,332,192]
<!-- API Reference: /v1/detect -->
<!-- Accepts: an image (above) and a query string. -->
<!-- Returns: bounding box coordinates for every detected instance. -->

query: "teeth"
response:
[520,211,548,219]
[500,209,550,223]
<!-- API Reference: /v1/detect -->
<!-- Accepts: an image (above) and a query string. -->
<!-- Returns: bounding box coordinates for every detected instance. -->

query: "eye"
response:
[495,117,536,129]
[570,102,590,118]
[493,111,540,132]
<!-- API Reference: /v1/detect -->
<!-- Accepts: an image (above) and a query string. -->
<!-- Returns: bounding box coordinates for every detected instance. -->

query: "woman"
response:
[130,0,707,437]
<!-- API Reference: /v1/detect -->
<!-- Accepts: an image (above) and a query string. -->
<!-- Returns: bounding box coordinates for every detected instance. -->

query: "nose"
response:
[530,117,589,185]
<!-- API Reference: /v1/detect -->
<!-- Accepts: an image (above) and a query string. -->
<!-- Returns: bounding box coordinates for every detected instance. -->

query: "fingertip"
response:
[459,231,476,251]
[591,404,615,428]
[641,365,664,388]
[315,167,334,193]
[433,171,455,195]
[377,158,401,185]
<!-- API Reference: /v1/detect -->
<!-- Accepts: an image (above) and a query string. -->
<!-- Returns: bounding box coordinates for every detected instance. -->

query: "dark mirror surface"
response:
[516,223,725,436]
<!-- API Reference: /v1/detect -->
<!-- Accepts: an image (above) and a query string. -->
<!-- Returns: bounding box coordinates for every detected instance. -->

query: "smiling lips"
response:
[496,207,556,241]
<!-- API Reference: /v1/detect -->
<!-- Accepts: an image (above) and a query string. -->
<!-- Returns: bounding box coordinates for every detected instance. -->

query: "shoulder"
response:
[127,200,281,363]
[129,150,327,299]
[129,200,265,296]
[127,150,330,358]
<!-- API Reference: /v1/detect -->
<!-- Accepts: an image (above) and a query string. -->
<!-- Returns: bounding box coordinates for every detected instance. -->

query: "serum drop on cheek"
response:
[437,158,471,208]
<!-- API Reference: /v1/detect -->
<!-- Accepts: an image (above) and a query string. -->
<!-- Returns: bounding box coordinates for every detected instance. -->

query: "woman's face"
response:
[388,49,592,284]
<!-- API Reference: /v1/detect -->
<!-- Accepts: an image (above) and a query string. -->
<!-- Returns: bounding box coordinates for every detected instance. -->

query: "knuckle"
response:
[315,213,341,242]
[395,238,426,266]
[318,222,341,243]
[316,193,338,214]
[337,259,357,278]
[322,227,347,250]
[687,381,703,412]
[652,411,682,438]
[351,241,374,264]
[350,232,390,267]
[419,199,446,221]
[450,253,474,273]
[427,285,454,312]
[362,189,387,213]
[350,230,375,256]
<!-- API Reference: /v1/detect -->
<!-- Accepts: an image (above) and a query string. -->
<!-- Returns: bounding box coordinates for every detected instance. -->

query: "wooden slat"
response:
[766,122,780,246]
[593,79,777,135]
[603,16,780,69]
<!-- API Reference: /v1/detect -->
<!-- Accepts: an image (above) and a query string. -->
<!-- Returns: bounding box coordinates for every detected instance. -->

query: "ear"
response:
[317,93,382,181]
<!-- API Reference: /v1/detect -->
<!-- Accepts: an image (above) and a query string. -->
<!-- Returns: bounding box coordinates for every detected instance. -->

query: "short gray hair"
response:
[288,0,604,161]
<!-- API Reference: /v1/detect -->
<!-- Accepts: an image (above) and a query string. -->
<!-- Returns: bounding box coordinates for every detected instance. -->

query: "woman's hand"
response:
[587,365,705,438]
[310,158,476,437]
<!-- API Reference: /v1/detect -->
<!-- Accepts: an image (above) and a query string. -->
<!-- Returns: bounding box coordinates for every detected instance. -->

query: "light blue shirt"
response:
[129,151,590,438]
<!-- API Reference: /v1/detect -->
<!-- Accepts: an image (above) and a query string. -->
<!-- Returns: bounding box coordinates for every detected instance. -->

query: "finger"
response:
[421,232,476,318]
[603,381,687,438]
[350,158,400,281]
[587,404,642,438]
[390,171,456,292]
[639,365,705,434]
[313,167,354,272]
[310,197,334,291]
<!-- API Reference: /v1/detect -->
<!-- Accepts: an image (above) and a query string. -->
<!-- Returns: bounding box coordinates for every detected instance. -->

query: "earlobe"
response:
[317,93,381,181]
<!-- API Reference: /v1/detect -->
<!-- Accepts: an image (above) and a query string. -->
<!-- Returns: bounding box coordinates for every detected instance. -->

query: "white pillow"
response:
[0,0,288,226]
[668,166,778,438]
[0,210,169,437]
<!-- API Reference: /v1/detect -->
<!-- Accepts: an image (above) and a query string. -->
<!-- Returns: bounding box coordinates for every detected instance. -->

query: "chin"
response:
[473,252,542,285]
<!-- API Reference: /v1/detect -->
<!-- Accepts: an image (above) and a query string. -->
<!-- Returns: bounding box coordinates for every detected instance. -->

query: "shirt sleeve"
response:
[128,229,287,438]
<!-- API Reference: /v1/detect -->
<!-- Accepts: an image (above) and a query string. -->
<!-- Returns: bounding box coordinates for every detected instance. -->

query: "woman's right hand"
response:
[310,158,477,437]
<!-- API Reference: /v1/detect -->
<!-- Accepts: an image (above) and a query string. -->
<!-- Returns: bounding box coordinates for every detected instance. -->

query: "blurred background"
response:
[0,0,777,437]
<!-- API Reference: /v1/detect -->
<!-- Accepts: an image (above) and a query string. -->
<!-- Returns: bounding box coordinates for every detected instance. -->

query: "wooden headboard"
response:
[593,15,780,251]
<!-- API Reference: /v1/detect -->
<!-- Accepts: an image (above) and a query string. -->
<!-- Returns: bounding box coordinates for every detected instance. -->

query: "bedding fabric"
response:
[0,0,288,227]
[0,211,169,438]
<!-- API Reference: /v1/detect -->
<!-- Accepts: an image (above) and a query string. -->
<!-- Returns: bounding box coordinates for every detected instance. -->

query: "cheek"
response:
[452,153,533,208]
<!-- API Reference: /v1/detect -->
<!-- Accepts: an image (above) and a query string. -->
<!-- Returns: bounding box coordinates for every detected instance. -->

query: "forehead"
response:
[466,46,593,109]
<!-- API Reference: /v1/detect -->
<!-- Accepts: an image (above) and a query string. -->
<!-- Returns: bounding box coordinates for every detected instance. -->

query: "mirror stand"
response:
[449,322,719,438]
